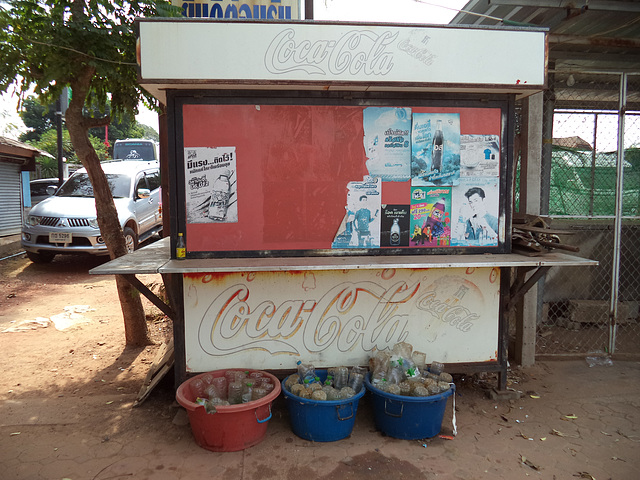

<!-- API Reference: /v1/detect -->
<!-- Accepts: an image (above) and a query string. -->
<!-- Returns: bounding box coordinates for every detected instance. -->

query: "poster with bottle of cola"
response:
[411,113,460,186]
[184,146,238,224]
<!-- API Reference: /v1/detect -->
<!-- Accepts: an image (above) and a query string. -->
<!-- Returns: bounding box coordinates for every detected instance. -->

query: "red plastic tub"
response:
[176,369,281,452]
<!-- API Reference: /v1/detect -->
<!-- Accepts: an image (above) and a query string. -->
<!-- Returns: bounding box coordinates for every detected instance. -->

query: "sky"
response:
[0,0,469,138]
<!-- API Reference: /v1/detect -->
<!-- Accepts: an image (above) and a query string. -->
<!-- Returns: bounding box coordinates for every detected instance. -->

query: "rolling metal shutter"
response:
[0,162,23,236]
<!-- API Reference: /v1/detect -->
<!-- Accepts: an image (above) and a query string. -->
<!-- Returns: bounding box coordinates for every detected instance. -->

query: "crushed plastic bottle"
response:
[586,354,613,367]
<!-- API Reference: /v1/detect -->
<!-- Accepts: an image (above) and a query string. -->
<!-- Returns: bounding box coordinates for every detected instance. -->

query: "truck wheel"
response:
[26,251,56,263]
[123,227,137,253]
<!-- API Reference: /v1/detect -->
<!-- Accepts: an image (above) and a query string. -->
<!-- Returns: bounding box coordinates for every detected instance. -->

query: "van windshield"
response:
[113,141,156,161]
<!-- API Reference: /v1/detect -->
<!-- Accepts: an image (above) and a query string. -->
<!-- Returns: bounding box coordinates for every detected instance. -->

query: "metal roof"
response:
[450,1,640,73]
[450,1,640,110]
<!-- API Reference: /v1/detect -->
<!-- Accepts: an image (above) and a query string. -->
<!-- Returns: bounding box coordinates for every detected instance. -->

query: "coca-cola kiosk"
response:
[94,19,596,390]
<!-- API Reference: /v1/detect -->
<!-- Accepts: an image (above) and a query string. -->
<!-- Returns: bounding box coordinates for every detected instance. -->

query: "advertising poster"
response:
[183,267,501,371]
[184,146,238,224]
[451,177,500,246]
[410,186,451,247]
[332,176,382,249]
[363,107,412,182]
[460,134,500,177]
[411,113,461,186]
[380,204,410,247]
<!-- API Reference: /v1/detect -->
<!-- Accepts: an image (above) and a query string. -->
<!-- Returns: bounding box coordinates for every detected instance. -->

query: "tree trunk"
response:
[65,67,150,346]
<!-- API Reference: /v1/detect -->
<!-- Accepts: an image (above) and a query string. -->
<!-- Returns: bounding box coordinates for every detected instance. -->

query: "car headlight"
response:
[27,215,42,226]
[88,218,99,228]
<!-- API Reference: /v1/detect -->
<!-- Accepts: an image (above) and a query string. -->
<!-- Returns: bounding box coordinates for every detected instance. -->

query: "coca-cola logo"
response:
[197,280,420,356]
[264,28,398,76]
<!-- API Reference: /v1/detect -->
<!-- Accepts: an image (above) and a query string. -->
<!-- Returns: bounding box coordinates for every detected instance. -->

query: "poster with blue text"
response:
[363,107,412,182]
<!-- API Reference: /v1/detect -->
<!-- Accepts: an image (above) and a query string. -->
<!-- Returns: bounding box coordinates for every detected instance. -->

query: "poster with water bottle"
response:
[411,113,460,187]
[362,107,412,182]
[184,146,238,224]
[451,177,500,247]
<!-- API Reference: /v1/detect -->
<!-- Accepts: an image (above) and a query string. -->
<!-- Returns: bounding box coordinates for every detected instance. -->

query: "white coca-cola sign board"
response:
[183,266,500,372]
[138,21,546,98]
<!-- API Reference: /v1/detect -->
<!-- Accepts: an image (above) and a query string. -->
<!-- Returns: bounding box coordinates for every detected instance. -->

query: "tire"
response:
[26,251,55,264]
[123,227,137,253]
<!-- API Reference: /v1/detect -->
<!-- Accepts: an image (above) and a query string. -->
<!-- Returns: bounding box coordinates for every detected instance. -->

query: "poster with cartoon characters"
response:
[363,107,412,182]
[184,146,238,224]
[411,113,461,186]
[410,186,451,247]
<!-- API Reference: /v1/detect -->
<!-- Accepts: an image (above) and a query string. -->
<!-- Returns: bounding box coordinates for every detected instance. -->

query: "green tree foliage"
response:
[32,128,108,177]
[0,0,178,346]
[19,94,159,157]
[18,96,56,142]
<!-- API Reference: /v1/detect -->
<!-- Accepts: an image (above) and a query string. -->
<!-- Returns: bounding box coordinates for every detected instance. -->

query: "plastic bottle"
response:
[340,386,356,398]
[252,387,268,401]
[211,376,228,399]
[333,366,349,389]
[390,218,401,245]
[430,361,445,375]
[262,382,275,394]
[311,390,327,401]
[190,378,206,398]
[227,381,243,404]
[348,372,365,393]
[241,382,254,403]
[324,375,334,387]
[285,374,300,391]
[208,170,231,221]
[296,361,316,383]
[176,233,186,259]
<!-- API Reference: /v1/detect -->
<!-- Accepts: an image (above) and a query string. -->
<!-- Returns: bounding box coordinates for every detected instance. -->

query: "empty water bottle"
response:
[190,378,206,398]
[228,381,243,404]
[333,366,349,389]
[348,372,365,393]
[252,386,268,400]
[241,382,254,403]
[296,361,316,383]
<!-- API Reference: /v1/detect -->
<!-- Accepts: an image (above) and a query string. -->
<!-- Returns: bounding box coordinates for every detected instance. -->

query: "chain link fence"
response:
[532,72,640,357]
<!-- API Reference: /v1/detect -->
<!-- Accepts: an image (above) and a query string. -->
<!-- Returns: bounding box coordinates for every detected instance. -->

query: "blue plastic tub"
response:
[364,374,454,439]
[281,369,366,442]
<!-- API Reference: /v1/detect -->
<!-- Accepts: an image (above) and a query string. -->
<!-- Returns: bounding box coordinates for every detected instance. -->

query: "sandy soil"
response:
[0,250,172,419]
[1,247,639,480]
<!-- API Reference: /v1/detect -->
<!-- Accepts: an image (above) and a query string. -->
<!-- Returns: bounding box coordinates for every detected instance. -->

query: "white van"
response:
[112,138,159,162]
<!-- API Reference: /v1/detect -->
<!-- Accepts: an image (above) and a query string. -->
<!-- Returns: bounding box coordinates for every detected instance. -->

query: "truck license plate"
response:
[49,232,72,243]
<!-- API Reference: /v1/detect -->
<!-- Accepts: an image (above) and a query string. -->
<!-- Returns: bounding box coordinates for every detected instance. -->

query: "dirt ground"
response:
[1,243,639,480]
